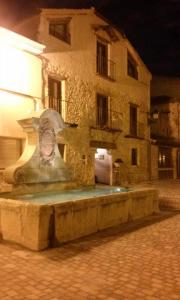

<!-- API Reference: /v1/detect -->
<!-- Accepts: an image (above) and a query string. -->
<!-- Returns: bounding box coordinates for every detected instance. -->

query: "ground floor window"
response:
[131,148,138,166]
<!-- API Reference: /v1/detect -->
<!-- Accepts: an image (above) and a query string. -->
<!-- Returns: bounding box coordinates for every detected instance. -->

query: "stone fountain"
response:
[4,109,75,195]
[0,109,159,251]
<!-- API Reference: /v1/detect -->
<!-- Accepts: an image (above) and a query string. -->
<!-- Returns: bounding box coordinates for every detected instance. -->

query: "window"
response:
[127,52,138,80]
[130,104,137,136]
[49,20,70,43]
[131,148,138,166]
[48,77,62,114]
[97,41,108,76]
[96,94,108,128]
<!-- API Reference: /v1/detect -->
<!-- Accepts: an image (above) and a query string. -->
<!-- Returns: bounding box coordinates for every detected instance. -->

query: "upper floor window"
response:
[96,40,116,80]
[127,52,138,80]
[97,41,108,76]
[48,77,62,114]
[130,104,137,136]
[49,19,70,44]
[96,93,108,128]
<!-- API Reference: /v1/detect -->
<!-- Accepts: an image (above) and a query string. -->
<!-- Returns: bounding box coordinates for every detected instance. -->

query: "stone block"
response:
[97,194,130,230]
[0,199,53,250]
[54,198,99,244]
[0,188,159,250]
[130,189,159,220]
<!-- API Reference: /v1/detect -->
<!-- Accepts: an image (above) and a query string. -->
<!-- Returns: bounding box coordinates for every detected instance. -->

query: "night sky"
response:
[0,0,179,76]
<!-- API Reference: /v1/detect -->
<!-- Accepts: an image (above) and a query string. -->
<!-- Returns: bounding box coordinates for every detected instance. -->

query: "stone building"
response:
[0,26,45,182]
[150,76,180,180]
[14,8,152,186]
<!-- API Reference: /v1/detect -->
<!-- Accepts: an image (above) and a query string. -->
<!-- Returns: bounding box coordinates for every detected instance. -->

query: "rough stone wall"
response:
[150,145,158,180]
[58,127,95,186]
[38,9,151,185]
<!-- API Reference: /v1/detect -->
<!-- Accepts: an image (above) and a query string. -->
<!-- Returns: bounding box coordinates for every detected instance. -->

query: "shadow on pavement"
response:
[42,209,180,261]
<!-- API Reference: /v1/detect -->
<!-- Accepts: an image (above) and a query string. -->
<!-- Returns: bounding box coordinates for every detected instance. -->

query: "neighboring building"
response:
[0,27,45,178]
[14,8,152,186]
[150,76,180,180]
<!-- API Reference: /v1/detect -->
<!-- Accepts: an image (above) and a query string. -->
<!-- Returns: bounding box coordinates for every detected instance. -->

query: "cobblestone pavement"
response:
[0,210,180,300]
[132,180,180,209]
[132,179,180,196]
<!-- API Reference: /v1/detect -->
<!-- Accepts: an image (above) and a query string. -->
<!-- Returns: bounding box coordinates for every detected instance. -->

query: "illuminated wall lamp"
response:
[148,110,159,125]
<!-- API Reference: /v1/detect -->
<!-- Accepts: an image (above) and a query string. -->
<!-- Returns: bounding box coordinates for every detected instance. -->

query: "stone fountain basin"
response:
[0,187,159,251]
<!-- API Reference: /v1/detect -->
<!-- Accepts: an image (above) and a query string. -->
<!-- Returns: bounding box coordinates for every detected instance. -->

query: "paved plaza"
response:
[1,180,180,300]
[0,210,180,300]
[133,179,180,209]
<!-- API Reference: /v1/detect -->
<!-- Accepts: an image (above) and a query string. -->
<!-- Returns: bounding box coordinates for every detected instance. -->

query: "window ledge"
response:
[158,167,174,170]
[65,122,78,128]
[90,126,122,133]
[127,75,138,81]
[96,73,115,82]
[49,34,71,46]
[125,134,144,140]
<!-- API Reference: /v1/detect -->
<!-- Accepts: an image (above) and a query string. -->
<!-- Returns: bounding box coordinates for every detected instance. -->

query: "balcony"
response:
[96,55,116,81]
[91,109,122,132]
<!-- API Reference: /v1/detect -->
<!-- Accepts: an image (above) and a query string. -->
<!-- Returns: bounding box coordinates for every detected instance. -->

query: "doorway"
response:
[95,148,112,185]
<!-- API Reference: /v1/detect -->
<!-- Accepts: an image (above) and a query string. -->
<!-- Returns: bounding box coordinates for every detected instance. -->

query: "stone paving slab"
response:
[0,210,180,299]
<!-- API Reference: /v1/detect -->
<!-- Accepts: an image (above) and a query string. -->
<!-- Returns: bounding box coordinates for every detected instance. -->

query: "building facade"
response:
[150,76,180,179]
[0,27,45,183]
[15,8,152,186]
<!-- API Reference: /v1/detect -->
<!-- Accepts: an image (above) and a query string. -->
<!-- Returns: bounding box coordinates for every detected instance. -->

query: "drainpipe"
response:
[40,55,49,109]
[178,103,180,142]
[149,139,152,181]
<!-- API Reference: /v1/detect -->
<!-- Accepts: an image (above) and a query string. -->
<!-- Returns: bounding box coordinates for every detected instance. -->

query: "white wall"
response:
[0,37,43,138]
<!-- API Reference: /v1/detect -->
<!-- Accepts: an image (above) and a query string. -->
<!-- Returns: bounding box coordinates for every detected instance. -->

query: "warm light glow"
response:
[95,148,106,159]
[0,44,29,93]
[34,99,41,112]
[0,90,34,137]
[0,40,43,98]
[0,27,45,54]
[0,27,44,138]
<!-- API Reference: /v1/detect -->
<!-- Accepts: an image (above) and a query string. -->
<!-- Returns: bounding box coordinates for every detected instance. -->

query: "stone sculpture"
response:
[4,109,71,186]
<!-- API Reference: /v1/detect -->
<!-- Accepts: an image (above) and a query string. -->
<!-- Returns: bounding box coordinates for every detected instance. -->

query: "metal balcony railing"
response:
[49,97,61,114]
[109,110,122,131]
[96,56,116,81]
[93,109,122,132]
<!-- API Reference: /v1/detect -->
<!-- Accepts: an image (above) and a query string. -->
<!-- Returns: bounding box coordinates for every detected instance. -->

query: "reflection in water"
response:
[12,186,132,204]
